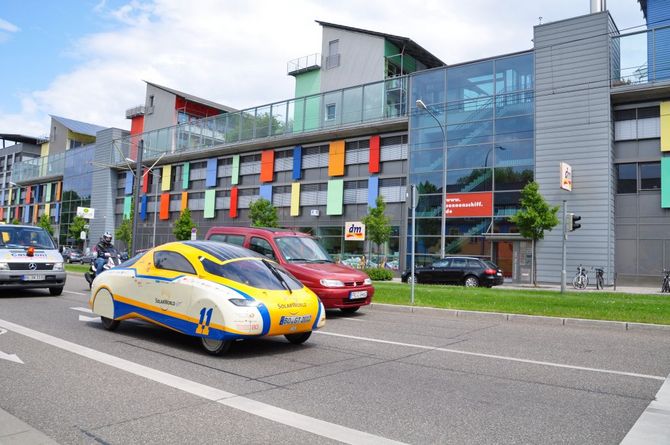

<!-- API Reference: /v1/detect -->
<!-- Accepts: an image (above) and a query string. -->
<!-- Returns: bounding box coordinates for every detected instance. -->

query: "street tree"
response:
[37,214,54,236]
[10,218,21,225]
[68,216,87,249]
[249,198,279,228]
[509,181,560,286]
[116,218,132,252]
[361,196,392,266]
[173,208,196,241]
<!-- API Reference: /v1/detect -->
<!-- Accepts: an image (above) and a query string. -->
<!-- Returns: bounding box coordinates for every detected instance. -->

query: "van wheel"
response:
[49,286,64,296]
[201,337,232,355]
[340,306,360,314]
[285,331,312,345]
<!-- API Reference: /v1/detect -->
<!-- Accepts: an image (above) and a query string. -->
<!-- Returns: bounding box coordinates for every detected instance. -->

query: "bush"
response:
[364,268,394,281]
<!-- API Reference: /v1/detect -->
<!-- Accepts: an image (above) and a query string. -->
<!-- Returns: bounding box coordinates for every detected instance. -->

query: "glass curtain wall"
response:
[60,146,95,247]
[408,52,534,266]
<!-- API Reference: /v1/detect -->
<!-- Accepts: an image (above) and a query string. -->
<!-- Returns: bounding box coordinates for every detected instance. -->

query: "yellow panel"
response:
[290,183,300,216]
[180,191,188,211]
[161,165,172,191]
[44,203,50,217]
[7,188,12,205]
[662,102,670,152]
[328,140,345,176]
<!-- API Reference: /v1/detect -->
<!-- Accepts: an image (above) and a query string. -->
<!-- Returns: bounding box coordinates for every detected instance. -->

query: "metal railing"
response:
[612,24,670,86]
[287,53,320,75]
[12,152,66,183]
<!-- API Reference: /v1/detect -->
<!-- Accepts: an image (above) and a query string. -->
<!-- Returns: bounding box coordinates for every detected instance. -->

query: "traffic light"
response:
[567,213,582,231]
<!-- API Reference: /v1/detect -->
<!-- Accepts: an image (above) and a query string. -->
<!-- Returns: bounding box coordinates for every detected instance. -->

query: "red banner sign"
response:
[445,192,493,218]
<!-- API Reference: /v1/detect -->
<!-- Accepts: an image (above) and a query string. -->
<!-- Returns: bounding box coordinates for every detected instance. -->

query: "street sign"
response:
[407,184,418,209]
[80,231,87,240]
[310,209,320,217]
[76,207,95,219]
[191,227,197,241]
[560,162,572,191]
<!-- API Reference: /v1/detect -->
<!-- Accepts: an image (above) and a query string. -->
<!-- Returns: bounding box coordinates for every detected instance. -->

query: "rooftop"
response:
[145,81,238,114]
[50,115,107,137]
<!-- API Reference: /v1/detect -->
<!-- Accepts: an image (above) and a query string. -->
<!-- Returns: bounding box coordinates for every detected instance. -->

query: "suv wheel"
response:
[464,276,479,287]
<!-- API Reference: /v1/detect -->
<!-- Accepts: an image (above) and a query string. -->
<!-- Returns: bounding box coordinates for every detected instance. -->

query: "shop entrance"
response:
[492,240,532,283]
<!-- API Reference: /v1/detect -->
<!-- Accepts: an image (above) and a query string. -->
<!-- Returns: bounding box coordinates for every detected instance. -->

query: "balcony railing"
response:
[113,76,409,164]
[612,24,670,86]
[287,53,320,75]
[12,152,66,183]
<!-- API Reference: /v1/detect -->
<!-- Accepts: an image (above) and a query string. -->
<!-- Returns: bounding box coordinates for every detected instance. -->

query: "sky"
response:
[0,0,646,138]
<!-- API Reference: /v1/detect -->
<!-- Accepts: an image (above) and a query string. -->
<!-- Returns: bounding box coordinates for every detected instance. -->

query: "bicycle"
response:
[595,267,604,290]
[662,269,670,293]
[572,264,588,290]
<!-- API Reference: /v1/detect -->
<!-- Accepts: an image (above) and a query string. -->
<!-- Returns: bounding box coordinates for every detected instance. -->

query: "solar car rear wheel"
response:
[285,331,312,345]
[100,317,120,331]
[200,337,232,356]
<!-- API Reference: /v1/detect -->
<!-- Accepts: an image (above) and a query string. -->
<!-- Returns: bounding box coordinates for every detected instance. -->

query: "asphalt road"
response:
[0,273,669,444]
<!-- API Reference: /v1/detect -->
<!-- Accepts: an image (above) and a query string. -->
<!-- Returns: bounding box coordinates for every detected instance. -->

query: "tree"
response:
[509,181,560,286]
[37,214,54,236]
[68,216,87,248]
[116,218,132,252]
[173,208,196,241]
[361,196,392,265]
[249,198,279,228]
[10,218,20,225]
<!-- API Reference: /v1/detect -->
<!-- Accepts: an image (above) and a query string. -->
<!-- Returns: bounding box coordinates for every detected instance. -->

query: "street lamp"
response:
[416,99,447,258]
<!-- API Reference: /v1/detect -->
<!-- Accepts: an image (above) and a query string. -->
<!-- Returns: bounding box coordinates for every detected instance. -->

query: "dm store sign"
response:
[344,221,366,241]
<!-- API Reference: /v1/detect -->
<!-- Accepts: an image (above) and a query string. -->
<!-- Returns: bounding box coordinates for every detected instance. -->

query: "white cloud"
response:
[0,18,19,33]
[0,0,645,136]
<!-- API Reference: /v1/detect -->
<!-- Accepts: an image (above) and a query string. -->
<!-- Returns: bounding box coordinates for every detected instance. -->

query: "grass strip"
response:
[65,264,90,273]
[372,282,670,325]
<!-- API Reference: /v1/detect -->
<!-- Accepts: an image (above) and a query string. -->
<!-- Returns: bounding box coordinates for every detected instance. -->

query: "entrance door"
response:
[493,241,514,280]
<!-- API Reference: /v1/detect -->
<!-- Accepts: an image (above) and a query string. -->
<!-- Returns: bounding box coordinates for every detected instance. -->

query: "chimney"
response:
[590,0,606,13]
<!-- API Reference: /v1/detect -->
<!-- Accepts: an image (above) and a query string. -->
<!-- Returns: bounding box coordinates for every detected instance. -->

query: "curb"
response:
[0,408,59,444]
[370,303,670,332]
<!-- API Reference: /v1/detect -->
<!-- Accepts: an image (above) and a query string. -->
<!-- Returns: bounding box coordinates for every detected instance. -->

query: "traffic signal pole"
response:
[561,200,567,293]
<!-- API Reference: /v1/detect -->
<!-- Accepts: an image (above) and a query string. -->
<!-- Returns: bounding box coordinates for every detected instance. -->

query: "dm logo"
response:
[344,221,365,241]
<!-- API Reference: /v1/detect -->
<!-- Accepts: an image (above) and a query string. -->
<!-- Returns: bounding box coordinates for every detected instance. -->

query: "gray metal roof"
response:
[315,20,445,68]
[145,81,238,114]
[0,134,47,145]
[50,115,107,137]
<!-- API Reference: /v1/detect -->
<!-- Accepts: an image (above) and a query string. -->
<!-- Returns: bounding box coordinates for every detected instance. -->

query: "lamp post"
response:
[416,99,446,258]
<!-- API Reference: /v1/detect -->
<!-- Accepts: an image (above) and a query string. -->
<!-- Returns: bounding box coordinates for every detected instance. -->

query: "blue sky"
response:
[0,0,645,137]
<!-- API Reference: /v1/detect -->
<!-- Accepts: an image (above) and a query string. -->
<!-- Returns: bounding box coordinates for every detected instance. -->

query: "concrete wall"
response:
[143,84,177,133]
[49,119,70,155]
[320,27,385,93]
[533,12,616,284]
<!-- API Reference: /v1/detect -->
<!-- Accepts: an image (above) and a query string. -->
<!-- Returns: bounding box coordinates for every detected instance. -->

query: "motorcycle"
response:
[84,250,121,289]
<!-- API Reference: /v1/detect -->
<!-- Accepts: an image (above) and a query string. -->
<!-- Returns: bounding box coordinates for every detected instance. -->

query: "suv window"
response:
[209,234,246,246]
[432,259,451,268]
[154,251,196,274]
[249,237,276,260]
[467,259,482,268]
[450,258,467,268]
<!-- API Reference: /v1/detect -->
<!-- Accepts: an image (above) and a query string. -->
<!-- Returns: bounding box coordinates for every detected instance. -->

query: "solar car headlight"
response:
[53,262,64,271]
[0,262,8,271]
[229,298,260,307]
[363,278,372,285]
[320,279,345,288]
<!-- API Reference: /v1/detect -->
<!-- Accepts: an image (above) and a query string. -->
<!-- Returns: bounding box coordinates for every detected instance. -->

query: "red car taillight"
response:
[484,268,497,275]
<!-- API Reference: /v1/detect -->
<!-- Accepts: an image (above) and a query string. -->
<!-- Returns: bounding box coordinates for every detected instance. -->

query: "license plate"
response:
[22,275,45,281]
[496,272,502,276]
[349,290,367,299]
[279,315,312,325]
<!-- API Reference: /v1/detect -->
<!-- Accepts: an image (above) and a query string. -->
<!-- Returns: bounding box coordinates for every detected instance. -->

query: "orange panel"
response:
[55,182,62,201]
[230,187,238,218]
[328,140,345,176]
[159,193,170,220]
[32,204,38,224]
[369,135,380,173]
[25,186,31,204]
[260,150,275,182]
[180,191,188,211]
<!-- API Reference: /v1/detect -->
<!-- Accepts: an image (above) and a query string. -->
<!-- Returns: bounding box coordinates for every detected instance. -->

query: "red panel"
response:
[230,187,238,219]
[14,206,19,221]
[0,207,4,221]
[369,135,380,174]
[25,186,31,204]
[175,97,224,118]
[130,116,144,160]
[141,168,150,194]
[260,150,275,183]
[445,192,493,218]
[159,193,170,220]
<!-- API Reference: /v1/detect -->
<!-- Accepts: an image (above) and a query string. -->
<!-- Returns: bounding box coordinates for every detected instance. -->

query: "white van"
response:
[0,225,66,295]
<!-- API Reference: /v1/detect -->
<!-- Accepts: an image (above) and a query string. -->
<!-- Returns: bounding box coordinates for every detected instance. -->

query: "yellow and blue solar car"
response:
[89,241,325,355]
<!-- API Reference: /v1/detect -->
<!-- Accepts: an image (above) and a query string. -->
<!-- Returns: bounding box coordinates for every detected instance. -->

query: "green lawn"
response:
[372,282,670,325]
[65,264,89,273]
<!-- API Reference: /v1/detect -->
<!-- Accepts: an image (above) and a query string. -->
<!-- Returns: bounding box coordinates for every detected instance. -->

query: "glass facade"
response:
[408,52,534,264]
[59,145,95,246]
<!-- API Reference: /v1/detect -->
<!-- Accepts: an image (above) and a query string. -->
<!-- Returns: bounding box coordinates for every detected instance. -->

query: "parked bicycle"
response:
[572,265,588,290]
[595,267,604,290]
[662,269,670,293]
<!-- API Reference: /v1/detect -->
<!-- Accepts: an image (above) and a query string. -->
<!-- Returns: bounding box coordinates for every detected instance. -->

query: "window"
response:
[249,237,276,260]
[433,259,451,268]
[640,162,661,190]
[153,251,196,274]
[451,258,467,268]
[208,234,245,246]
[326,40,340,69]
[467,259,482,268]
[328,39,339,57]
[616,163,637,193]
[326,103,336,121]
[201,258,302,290]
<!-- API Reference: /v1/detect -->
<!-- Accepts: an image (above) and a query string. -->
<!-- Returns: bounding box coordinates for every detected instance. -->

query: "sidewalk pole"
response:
[561,200,567,293]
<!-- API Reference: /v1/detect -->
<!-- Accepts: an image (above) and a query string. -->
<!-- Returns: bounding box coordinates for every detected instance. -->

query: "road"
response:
[0,273,669,444]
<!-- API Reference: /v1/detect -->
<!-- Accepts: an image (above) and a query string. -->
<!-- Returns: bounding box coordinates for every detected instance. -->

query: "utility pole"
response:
[130,139,143,256]
[561,200,567,293]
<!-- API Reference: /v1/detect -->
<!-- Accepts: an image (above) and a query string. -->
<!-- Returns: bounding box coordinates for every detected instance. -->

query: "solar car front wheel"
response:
[285,331,312,345]
[101,316,120,331]
[200,337,233,355]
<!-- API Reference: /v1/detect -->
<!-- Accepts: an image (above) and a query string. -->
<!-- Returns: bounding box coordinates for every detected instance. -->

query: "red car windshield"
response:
[275,237,333,263]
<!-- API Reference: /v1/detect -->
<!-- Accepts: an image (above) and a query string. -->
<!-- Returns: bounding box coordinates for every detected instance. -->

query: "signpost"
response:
[76,207,95,219]
[560,162,572,293]
[190,227,197,241]
[408,184,418,308]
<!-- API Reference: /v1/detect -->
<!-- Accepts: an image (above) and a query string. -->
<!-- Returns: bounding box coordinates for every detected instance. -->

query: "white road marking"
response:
[63,290,88,296]
[70,307,93,313]
[316,331,665,381]
[0,318,406,445]
[78,315,101,323]
[622,373,670,443]
[339,317,365,322]
[0,327,22,364]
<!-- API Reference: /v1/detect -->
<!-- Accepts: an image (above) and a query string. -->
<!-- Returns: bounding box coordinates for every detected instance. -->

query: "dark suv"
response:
[401,257,504,287]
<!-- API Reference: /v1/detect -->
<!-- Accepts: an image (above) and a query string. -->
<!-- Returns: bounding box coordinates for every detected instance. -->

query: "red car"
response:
[205,227,373,313]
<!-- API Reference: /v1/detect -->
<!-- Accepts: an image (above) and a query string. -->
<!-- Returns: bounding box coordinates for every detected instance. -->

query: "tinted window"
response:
[209,234,226,242]
[120,252,144,268]
[467,259,482,268]
[616,163,637,193]
[640,162,661,190]
[154,251,196,274]
[201,258,302,290]
[0,227,55,249]
[451,258,467,268]
[249,237,276,260]
[208,234,246,246]
[432,259,451,267]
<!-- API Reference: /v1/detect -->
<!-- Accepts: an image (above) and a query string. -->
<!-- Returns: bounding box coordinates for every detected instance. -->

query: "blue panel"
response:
[23,205,29,223]
[292,145,302,180]
[1,189,5,206]
[34,185,40,203]
[140,195,148,221]
[125,173,134,195]
[368,176,379,208]
[206,158,217,188]
[259,184,272,201]
[55,203,60,223]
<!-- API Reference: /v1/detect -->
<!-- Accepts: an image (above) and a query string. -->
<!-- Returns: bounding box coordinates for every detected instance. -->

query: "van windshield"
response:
[275,237,333,263]
[0,227,56,249]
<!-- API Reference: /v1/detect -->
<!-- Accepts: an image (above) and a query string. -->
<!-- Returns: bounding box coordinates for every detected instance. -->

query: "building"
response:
[11,1,670,284]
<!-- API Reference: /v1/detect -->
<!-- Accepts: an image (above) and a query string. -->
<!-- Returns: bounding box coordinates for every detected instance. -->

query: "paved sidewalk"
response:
[0,408,58,444]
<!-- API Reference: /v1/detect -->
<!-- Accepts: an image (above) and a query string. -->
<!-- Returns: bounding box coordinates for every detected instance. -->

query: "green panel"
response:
[231,155,240,185]
[662,156,670,208]
[294,70,321,133]
[326,179,344,215]
[182,162,190,190]
[295,69,321,97]
[384,40,417,73]
[45,183,52,202]
[204,189,216,218]
[123,196,132,219]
